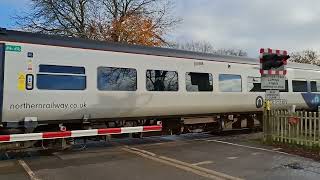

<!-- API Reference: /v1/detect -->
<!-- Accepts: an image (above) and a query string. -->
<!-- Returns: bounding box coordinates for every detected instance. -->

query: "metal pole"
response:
[264,100,272,143]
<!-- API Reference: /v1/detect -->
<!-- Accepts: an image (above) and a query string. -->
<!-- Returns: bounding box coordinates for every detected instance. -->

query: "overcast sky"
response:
[1,0,320,57]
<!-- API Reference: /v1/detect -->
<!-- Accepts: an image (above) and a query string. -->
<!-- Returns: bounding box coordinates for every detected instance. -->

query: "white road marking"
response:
[227,157,238,160]
[123,147,243,180]
[272,148,282,151]
[205,139,292,156]
[18,159,41,180]
[192,161,213,166]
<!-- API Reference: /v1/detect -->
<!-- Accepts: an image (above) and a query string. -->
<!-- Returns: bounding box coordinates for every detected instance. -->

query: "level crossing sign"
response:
[259,48,290,90]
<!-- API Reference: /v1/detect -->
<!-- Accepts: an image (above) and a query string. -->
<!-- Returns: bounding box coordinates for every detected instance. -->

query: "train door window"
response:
[292,80,308,92]
[247,77,265,92]
[37,65,86,90]
[310,80,320,92]
[146,70,178,91]
[186,72,213,92]
[219,74,242,92]
[97,67,137,91]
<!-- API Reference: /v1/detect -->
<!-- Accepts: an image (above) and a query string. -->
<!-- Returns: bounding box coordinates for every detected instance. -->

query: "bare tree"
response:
[214,48,247,57]
[290,49,320,65]
[16,0,181,46]
[172,41,214,54]
[172,41,248,57]
[16,0,95,38]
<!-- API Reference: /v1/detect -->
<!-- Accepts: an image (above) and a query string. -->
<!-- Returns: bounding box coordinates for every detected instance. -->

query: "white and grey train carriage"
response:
[0,28,320,136]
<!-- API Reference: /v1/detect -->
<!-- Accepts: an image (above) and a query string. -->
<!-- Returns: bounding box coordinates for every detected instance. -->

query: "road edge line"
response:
[206,139,292,156]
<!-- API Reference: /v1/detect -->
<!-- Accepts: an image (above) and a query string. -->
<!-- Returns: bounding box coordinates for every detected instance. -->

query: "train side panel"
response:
[1,42,315,126]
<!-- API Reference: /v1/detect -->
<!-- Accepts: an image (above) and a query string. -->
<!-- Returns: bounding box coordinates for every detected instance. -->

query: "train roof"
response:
[0,28,319,71]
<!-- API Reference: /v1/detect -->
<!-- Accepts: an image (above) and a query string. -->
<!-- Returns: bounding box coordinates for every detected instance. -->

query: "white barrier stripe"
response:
[71,129,98,138]
[10,133,42,142]
[121,126,144,133]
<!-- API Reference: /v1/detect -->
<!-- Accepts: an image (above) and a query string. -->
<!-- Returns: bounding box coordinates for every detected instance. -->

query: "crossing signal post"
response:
[260,48,290,143]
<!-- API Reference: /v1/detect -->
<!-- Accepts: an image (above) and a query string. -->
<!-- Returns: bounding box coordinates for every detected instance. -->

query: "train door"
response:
[0,43,5,122]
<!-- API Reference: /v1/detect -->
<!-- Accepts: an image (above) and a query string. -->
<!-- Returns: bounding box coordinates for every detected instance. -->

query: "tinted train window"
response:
[292,80,308,92]
[37,65,86,90]
[97,67,137,91]
[146,70,178,91]
[219,74,242,92]
[186,72,213,92]
[247,77,265,92]
[37,75,86,90]
[39,65,85,74]
[310,81,320,92]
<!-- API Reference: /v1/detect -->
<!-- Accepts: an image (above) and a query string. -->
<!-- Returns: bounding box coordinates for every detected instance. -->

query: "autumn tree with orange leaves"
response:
[16,0,181,47]
[108,14,165,46]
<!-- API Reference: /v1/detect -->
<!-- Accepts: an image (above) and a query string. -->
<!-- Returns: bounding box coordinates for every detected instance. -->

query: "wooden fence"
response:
[264,110,320,147]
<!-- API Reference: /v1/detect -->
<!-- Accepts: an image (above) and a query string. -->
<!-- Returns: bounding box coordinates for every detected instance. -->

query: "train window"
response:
[292,80,308,92]
[219,74,242,92]
[39,64,85,74]
[97,67,137,91]
[310,80,320,92]
[247,77,265,92]
[186,72,213,92]
[37,74,86,90]
[146,70,178,91]
[37,65,86,90]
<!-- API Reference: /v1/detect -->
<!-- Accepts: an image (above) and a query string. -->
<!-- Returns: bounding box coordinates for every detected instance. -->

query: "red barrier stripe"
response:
[0,135,10,142]
[98,128,121,135]
[143,125,162,132]
[43,131,72,139]
[260,69,264,74]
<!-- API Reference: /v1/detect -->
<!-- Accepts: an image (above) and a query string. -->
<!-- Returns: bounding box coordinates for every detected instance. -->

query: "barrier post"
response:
[263,100,273,143]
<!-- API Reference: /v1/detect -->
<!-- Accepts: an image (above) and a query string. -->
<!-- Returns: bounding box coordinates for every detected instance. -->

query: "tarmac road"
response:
[0,133,320,180]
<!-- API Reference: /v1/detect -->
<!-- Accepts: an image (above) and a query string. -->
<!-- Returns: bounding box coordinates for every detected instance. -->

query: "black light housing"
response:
[261,54,290,70]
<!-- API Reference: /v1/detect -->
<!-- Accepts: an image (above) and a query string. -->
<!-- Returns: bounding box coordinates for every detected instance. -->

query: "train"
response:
[0,28,320,149]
